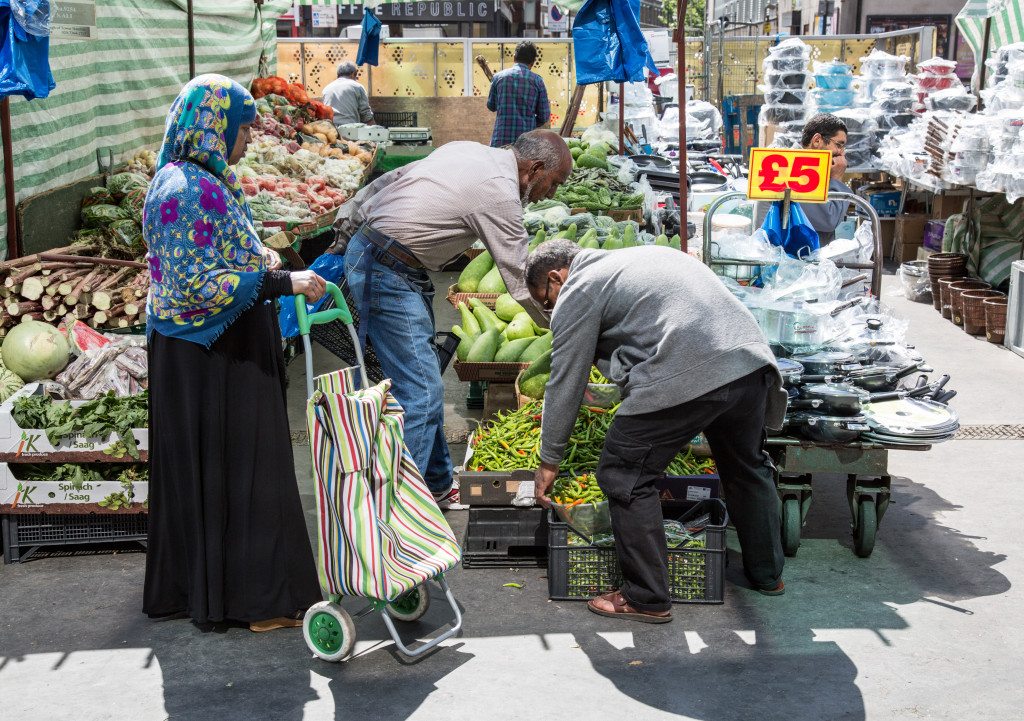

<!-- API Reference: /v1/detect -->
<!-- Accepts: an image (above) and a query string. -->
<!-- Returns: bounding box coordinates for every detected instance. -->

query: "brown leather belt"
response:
[358,224,423,270]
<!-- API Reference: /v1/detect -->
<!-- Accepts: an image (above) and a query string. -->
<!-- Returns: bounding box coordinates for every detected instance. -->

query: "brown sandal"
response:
[249,616,303,633]
[587,591,672,624]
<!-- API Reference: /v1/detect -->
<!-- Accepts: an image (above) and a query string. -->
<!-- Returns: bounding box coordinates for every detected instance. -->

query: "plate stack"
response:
[859,398,960,446]
[927,253,968,312]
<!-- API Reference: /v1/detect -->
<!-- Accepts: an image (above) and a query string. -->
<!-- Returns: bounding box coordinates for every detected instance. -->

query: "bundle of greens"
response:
[12,391,148,458]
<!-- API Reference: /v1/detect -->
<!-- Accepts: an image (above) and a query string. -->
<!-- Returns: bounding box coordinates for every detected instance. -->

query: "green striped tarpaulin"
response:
[0,0,291,258]
[956,0,1024,87]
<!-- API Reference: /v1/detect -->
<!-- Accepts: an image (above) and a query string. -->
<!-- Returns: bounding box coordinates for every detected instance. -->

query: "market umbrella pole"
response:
[677,0,688,252]
[618,82,625,155]
[1,98,18,259]
[187,0,196,78]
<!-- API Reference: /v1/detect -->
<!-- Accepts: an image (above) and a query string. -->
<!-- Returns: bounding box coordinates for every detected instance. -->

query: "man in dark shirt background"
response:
[487,41,551,147]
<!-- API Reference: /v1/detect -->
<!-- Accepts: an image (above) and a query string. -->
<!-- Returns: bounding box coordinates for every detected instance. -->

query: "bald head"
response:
[512,130,573,205]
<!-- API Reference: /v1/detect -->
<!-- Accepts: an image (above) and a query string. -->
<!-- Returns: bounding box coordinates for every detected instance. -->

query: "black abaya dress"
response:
[143,271,322,623]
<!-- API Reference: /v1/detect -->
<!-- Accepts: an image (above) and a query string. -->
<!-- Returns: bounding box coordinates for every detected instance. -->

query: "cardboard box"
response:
[879,219,896,258]
[0,385,148,458]
[923,219,946,251]
[865,190,902,217]
[931,193,970,220]
[895,214,930,247]
[894,241,924,264]
[0,463,148,509]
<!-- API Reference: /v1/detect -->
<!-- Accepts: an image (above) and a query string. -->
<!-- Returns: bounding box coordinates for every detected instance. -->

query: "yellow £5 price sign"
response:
[747,148,833,203]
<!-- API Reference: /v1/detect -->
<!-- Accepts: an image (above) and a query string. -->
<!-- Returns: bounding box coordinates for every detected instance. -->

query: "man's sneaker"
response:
[433,479,468,510]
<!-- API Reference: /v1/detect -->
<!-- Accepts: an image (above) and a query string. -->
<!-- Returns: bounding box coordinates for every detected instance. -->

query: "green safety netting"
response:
[956,0,1024,86]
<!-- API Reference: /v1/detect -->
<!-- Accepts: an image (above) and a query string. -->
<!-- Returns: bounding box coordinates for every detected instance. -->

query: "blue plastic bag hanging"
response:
[356,7,381,67]
[572,0,657,84]
[761,200,820,259]
[0,0,55,100]
[278,253,349,339]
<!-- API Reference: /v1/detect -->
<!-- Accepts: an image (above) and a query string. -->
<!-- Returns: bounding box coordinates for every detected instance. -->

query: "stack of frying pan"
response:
[776,353,959,444]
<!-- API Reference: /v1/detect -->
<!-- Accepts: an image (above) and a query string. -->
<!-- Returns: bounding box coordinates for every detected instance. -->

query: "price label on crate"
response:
[747,148,833,203]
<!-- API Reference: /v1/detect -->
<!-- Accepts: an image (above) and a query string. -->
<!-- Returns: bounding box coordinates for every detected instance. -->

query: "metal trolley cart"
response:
[701,192,932,557]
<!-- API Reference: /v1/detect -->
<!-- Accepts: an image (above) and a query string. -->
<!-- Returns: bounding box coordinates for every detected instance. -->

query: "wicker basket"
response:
[949,280,991,326]
[984,296,1010,344]
[447,284,500,310]
[961,289,1005,335]
[937,277,961,318]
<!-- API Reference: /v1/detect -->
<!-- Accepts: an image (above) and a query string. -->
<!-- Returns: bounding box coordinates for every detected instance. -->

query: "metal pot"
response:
[840,362,923,392]
[789,350,863,376]
[754,299,863,350]
[777,358,806,387]
[794,413,871,443]
[791,383,904,416]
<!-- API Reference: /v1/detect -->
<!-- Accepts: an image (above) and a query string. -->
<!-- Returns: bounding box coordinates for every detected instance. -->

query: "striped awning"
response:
[956,0,1024,86]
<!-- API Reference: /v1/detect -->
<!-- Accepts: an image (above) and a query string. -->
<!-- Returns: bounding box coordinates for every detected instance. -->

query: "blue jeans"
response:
[344,232,453,494]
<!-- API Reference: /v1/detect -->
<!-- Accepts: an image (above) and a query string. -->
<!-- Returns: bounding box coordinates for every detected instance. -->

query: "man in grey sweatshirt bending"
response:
[527,241,787,623]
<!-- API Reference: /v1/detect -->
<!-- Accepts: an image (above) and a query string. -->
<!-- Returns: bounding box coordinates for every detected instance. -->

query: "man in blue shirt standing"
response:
[487,41,551,147]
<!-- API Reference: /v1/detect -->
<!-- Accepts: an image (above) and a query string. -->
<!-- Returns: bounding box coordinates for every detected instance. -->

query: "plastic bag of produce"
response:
[82,204,131,228]
[120,187,147,222]
[553,498,612,541]
[82,186,114,207]
[107,219,145,254]
[107,172,149,200]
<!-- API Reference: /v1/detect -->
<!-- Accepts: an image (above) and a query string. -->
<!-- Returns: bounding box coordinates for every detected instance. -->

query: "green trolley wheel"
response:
[303,602,356,662]
[386,586,431,622]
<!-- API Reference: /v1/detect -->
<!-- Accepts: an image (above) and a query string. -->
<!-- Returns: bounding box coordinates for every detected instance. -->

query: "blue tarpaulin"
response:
[0,0,54,100]
[571,0,657,85]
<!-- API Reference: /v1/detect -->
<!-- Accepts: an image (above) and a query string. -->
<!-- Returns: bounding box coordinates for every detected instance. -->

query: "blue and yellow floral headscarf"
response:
[144,74,264,348]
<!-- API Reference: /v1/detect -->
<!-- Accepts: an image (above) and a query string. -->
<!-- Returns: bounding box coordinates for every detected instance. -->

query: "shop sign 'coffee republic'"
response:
[338,1,496,22]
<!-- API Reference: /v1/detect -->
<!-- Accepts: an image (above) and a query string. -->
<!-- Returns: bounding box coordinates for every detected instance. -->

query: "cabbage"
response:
[1,322,71,382]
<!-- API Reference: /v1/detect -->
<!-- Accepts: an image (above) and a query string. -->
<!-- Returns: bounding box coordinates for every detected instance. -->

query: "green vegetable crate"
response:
[547,499,728,604]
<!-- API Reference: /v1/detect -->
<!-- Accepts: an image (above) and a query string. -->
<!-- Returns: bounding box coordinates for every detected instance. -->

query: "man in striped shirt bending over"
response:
[487,41,551,147]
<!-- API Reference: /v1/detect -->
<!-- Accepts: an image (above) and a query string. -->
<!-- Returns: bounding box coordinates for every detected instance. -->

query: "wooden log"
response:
[124,302,140,317]
[0,245,84,272]
[11,263,43,285]
[20,312,43,323]
[43,310,58,322]
[20,277,47,301]
[95,267,133,291]
[56,269,91,296]
[67,267,104,306]
[92,291,113,311]
[39,253,146,270]
[6,300,42,316]
[40,296,56,311]
[91,311,108,327]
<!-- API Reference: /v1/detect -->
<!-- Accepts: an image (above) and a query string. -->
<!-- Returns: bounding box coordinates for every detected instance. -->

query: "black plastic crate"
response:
[547,499,727,604]
[375,111,418,128]
[462,507,548,568]
[2,513,148,563]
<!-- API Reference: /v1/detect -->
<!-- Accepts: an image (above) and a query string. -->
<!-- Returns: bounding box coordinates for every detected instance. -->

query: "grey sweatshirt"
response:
[540,246,784,465]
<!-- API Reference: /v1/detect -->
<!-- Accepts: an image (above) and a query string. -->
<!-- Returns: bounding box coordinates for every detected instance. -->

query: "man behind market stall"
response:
[340,130,572,508]
[754,112,854,244]
[322,62,374,127]
[527,240,788,623]
[487,41,551,147]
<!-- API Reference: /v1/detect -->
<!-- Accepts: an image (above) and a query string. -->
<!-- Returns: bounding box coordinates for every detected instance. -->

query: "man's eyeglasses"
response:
[827,139,846,152]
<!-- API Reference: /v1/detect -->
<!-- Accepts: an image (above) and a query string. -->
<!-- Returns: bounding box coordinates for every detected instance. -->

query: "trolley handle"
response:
[294,282,352,336]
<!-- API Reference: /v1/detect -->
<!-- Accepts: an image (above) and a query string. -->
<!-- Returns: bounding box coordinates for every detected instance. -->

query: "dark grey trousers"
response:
[596,367,785,612]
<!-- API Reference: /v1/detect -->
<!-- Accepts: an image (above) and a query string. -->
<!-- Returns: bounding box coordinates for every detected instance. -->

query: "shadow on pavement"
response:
[566,471,1009,721]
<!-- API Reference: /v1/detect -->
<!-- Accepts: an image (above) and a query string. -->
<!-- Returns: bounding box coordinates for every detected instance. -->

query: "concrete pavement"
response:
[0,270,1021,721]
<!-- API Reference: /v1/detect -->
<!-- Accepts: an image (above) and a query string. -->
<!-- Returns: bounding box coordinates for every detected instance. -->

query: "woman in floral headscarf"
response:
[143,75,326,631]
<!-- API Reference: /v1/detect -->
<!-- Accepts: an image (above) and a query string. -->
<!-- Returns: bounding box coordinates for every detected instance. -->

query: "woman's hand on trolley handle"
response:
[291,270,328,303]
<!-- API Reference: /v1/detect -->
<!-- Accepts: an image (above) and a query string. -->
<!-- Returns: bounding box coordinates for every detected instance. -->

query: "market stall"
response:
[0,73,379,561]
